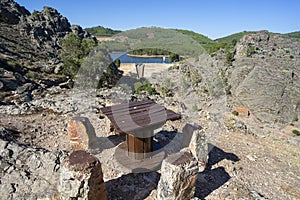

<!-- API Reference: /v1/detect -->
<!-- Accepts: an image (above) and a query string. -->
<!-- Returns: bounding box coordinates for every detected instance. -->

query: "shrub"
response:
[231,39,237,46]
[192,104,198,112]
[59,33,97,79]
[134,80,156,95]
[246,46,255,57]
[232,110,239,116]
[32,10,40,20]
[157,86,171,96]
[226,50,234,65]
[292,129,300,136]
[169,53,180,62]
[114,58,121,68]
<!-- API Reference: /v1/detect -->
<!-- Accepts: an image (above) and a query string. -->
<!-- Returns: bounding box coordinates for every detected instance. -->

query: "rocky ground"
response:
[0,66,299,199]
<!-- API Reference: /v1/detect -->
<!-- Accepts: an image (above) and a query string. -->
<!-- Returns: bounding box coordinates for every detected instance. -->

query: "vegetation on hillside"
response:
[129,48,171,56]
[174,29,237,56]
[84,26,121,36]
[174,29,215,45]
[215,31,258,44]
[59,33,97,79]
[283,31,300,41]
[128,48,180,62]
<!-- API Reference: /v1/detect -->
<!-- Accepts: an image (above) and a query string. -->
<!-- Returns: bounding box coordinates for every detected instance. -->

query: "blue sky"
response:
[15,0,299,39]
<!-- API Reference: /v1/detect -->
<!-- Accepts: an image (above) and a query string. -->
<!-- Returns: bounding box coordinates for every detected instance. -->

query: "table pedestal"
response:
[126,129,153,160]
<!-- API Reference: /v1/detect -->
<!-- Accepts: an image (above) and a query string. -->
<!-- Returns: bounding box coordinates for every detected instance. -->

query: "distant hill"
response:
[84,26,121,36]
[84,25,300,55]
[283,31,300,41]
[216,31,300,43]
[215,31,258,44]
[174,29,216,45]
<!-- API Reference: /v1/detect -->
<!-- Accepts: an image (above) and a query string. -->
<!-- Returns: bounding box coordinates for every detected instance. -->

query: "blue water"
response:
[110,52,170,64]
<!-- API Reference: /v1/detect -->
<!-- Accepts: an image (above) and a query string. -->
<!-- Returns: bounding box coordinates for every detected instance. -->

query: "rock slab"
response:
[157,151,199,200]
[183,124,208,165]
[59,150,107,200]
[67,117,97,151]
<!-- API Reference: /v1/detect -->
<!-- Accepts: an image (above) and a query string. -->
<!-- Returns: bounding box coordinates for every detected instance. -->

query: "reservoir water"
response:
[110,52,170,64]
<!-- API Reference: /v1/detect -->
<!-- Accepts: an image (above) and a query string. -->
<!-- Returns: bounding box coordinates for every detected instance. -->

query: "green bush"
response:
[232,110,239,116]
[25,71,39,80]
[192,104,198,112]
[114,58,121,68]
[157,86,171,96]
[226,50,234,65]
[292,129,300,136]
[169,53,180,62]
[134,80,157,95]
[293,115,299,122]
[32,10,40,20]
[246,46,255,57]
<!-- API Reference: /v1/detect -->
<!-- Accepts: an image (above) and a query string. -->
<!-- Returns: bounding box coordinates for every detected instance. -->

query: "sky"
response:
[14,0,300,39]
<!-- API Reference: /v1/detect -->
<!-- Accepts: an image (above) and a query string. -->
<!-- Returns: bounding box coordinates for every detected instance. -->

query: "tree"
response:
[114,58,121,68]
[226,50,234,65]
[169,53,180,63]
[59,33,97,79]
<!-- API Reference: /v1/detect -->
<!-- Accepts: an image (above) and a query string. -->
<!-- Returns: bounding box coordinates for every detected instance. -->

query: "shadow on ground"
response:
[106,171,160,200]
[195,144,239,199]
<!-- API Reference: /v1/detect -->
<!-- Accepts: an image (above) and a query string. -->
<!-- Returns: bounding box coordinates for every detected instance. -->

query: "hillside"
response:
[216,30,300,43]
[215,31,258,44]
[84,25,121,36]
[174,29,215,45]
[283,31,300,41]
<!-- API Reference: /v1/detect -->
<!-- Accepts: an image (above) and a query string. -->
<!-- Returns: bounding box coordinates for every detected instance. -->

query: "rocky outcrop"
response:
[59,150,107,200]
[229,31,300,126]
[18,6,71,53]
[0,0,98,105]
[67,117,98,151]
[16,6,96,57]
[0,0,30,24]
[0,126,68,199]
[157,151,199,200]
[182,124,208,165]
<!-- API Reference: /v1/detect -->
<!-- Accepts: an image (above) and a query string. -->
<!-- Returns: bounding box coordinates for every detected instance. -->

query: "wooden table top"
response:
[100,100,181,136]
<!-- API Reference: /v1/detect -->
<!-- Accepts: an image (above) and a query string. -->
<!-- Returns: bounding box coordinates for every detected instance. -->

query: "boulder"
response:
[157,151,199,200]
[182,124,208,166]
[58,150,107,200]
[67,117,97,151]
